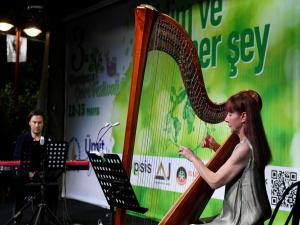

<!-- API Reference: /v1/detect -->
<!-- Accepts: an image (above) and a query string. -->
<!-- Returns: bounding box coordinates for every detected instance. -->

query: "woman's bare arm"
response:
[179,143,250,189]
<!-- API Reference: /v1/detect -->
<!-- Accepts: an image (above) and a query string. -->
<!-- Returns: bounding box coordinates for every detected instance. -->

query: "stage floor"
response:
[0,198,158,225]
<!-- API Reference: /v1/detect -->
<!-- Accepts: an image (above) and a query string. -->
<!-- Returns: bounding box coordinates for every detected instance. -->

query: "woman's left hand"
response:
[179,146,198,162]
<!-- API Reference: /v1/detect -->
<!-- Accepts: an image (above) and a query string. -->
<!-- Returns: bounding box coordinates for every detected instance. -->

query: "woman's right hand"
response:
[201,133,220,151]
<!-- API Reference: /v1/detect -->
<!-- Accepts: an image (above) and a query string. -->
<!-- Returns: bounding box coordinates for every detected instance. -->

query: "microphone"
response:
[40,136,45,145]
[111,122,120,127]
[104,122,111,127]
[96,122,111,143]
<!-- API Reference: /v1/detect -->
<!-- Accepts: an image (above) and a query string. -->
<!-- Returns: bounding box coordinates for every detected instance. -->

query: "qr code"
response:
[270,170,297,209]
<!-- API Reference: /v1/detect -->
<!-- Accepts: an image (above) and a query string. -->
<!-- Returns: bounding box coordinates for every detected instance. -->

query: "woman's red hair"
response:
[226,91,271,169]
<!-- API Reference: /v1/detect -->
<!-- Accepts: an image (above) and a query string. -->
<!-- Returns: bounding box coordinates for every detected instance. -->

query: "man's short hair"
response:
[27,110,45,122]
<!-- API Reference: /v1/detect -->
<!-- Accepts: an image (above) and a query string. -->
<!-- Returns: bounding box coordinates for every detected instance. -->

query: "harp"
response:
[115,5,253,225]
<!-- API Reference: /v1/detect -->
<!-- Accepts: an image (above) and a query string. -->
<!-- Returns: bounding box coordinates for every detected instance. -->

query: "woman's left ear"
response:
[241,112,247,123]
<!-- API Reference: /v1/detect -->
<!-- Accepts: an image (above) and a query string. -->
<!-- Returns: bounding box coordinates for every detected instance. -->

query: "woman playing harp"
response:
[179,92,272,225]
[117,5,271,225]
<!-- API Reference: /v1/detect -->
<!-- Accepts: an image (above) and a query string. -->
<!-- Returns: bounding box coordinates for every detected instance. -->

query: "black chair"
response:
[268,181,300,225]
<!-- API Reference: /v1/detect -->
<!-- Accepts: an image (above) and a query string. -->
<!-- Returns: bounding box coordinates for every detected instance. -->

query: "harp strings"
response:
[133,14,213,220]
[152,51,179,217]
[134,49,212,221]
[132,49,178,220]
[130,7,220,223]
[133,48,164,221]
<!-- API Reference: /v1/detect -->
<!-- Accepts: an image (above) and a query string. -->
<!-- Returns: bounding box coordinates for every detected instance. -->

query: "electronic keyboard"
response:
[0,160,89,172]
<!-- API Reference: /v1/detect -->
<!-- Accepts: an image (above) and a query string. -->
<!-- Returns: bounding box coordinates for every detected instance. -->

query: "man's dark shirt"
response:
[14,133,33,160]
[14,133,51,160]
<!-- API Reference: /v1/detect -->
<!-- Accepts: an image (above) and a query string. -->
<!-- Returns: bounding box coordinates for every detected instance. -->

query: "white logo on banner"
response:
[130,155,225,199]
[130,156,300,209]
[6,34,27,62]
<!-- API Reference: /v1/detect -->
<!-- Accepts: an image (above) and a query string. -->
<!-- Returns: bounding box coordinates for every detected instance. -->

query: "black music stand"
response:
[88,153,148,225]
[20,141,42,173]
[29,141,67,225]
[5,141,68,225]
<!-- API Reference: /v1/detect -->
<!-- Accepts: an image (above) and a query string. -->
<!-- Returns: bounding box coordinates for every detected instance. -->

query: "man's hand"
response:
[28,171,36,180]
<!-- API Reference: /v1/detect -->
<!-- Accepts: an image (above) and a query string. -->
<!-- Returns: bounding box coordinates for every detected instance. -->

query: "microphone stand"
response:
[91,122,120,224]
[94,122,120,156]
[96,123,110,145]
[6,140,63,225]
[98,122,120,143]
[27,142,63,225]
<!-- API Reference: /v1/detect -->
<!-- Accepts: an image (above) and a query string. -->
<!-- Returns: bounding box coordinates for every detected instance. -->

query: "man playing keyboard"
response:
[12,109,58,224]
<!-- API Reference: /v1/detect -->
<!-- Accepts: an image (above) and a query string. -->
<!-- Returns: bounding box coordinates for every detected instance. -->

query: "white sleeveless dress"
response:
[192,139,271,225]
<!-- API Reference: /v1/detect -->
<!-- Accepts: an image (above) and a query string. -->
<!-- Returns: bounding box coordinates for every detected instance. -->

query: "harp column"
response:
[114,5,157,225]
